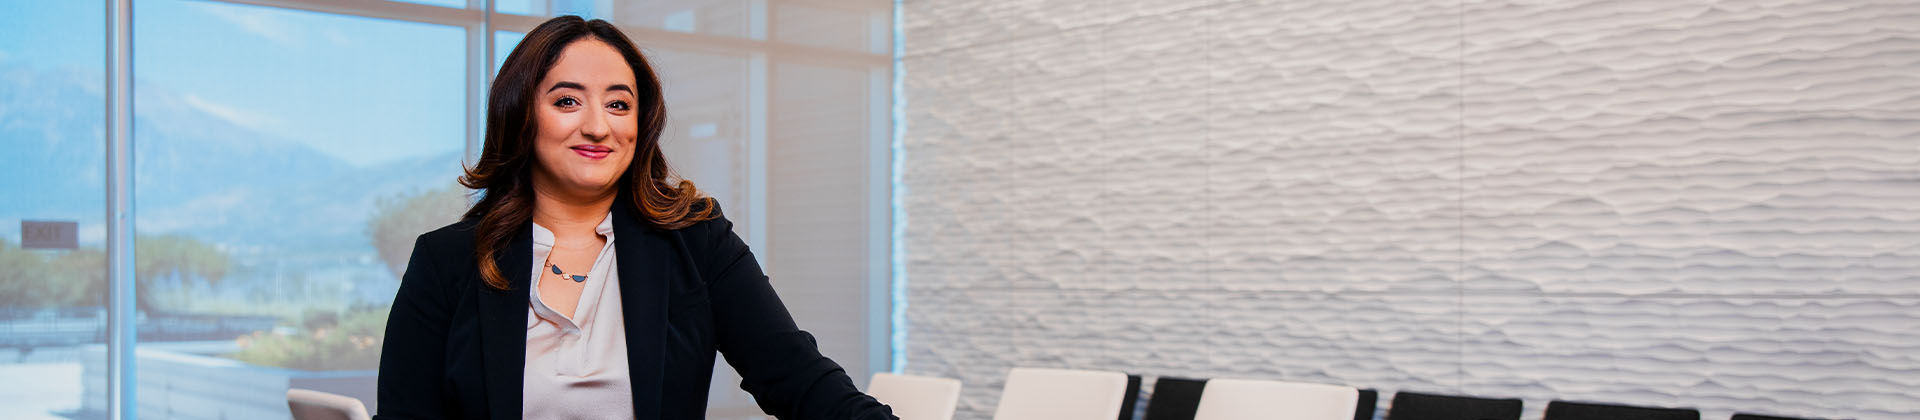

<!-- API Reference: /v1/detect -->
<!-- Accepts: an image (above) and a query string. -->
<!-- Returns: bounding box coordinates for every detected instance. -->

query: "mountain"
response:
[0,63,112,223]
[0,62,465,256]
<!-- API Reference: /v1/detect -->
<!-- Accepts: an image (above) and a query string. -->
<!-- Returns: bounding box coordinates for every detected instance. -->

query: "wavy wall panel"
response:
[901,0,1920,418]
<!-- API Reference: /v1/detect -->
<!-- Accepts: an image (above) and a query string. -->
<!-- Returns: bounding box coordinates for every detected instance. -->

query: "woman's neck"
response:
[531,184,616,239]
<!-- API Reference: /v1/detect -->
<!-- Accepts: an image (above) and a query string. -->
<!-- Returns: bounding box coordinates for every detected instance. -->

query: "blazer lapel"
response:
[477,224,532,420]
[613,203,670,420]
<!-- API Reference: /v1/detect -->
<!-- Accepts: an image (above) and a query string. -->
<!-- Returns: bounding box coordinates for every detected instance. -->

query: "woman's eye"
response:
[608,101,630,111]
[554,97,579,107]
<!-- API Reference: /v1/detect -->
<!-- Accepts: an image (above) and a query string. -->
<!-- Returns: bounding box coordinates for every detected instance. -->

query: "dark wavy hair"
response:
[459,16,713,290]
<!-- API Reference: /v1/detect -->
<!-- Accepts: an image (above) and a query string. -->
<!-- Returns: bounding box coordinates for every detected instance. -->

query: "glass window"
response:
[0,1,108,418]
[495,0,613,20]
[389,0,469,8]
[494,0,539,16]
[774,2,887,53]
[495,30,523,73]
[127,0,467,416]
[613,0,753,38]
[647,48,754,236]
[768,60,889,388]
[498,0,753,39]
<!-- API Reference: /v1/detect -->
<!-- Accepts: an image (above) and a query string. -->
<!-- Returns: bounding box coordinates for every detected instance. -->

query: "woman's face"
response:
[530,39,640,199]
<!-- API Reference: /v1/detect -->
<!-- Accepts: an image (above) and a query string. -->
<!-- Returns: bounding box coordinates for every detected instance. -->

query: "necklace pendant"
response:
[549,264,588,283]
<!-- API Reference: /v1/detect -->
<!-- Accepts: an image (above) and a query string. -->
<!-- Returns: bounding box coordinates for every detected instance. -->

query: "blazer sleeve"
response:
[374,235,455,420]
[697,205,897,420]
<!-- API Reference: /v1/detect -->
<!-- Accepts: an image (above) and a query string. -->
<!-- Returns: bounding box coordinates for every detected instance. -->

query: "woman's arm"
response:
[374,235,455,420]
[698,207,896,420]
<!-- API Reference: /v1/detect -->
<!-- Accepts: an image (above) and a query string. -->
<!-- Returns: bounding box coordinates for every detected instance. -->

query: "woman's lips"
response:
[571,145,612,160]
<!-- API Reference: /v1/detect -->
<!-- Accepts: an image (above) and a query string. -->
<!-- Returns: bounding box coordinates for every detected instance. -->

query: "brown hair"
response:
[459,16,713,290]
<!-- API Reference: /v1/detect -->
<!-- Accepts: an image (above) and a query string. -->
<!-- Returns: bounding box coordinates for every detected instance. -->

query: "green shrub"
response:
[225,306,388,371]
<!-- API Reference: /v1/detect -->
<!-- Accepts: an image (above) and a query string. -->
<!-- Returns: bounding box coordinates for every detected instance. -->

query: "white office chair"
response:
[868,372,963,420]
[287,388,371,420]
[991,367,1132,420]
[1192,378,1357,420]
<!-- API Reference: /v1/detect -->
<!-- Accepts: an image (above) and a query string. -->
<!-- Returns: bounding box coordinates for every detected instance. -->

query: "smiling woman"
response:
[375,15,897,420]
[1,0,899,418]
[458,15,701,292]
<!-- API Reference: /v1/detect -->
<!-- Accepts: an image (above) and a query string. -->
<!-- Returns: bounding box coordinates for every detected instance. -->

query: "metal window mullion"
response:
[199,0,889,69]
[105,0,137,419]
[746,0,770,267]
[864,62,892,379]
[198,0,483,27]
[482,13,889,67]
[465,0,493,164]
[483,0,495,83]
[886,0,907,375]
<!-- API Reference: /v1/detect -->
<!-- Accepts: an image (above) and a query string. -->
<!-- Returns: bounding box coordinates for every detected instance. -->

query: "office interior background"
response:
[0,0,1914,419]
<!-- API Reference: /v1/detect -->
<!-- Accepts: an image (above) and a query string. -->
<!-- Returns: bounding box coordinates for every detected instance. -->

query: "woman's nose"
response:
[580,108,612,140]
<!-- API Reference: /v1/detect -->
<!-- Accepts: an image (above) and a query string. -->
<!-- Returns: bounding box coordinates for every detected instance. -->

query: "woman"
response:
[375,16,895,420]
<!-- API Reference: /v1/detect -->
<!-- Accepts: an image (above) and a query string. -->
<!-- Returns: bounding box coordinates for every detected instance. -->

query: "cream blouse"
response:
[523,213,633,419]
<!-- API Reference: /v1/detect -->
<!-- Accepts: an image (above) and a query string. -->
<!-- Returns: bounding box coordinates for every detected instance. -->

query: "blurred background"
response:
[897,1,1917,419]
[2,0,1917,419]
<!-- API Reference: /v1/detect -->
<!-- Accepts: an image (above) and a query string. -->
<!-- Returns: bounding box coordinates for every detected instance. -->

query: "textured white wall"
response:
[899,0,1920,419]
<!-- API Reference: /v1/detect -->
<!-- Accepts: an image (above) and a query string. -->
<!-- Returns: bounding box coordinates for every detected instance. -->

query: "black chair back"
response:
[1543,400,1699,420]
[1731,414,1820,420]
[1385,391,1522,420]
[1353,389,1379,420]
[1141,377,1207,420]
[1119,375,1142,420]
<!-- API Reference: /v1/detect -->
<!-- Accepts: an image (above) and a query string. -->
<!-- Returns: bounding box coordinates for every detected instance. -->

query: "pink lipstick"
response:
[571,144,612,160]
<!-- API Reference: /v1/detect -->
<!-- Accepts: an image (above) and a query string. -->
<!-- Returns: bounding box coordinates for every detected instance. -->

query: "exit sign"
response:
[21,220,78,249]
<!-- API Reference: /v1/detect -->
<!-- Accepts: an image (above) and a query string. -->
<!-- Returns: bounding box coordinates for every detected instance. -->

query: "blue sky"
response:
[1,0,470,167]
[0,1,104,72]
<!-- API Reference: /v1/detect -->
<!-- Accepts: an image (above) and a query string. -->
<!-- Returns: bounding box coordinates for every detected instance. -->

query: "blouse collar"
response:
[530,211,617,246]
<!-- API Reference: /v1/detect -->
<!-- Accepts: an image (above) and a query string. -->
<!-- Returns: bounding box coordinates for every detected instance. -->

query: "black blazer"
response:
[374,200,895,420]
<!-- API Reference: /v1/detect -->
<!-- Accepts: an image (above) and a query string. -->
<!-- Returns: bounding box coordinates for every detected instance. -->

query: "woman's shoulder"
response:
[410,218,483,266]
[659,198,748,260]
[421,218,481,246]
[657,199,752,283]
[668,198,734,238]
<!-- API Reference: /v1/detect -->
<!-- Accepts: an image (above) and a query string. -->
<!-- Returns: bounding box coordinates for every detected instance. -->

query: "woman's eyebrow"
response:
[544,81,631,94]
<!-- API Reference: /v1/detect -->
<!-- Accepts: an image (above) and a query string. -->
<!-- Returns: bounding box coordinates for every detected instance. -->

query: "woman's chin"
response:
[577,179,621,194]
[546,175,619,196]
[533,162,626,196]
